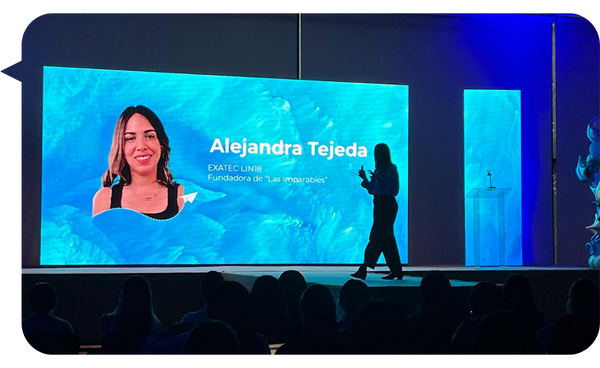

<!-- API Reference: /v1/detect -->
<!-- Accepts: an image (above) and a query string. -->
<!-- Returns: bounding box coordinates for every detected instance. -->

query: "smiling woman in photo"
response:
[93,105,184,219]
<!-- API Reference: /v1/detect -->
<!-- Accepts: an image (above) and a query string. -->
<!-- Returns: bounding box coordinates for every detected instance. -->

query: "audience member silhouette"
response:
[183,320,241,354]
[452,281,503,353]
[337,279,371,332]
[140,271,226,354]
[352,300,410,353]
[248,275,289,343]
[19,282,80,358]
[547,278,600,354]
[546,313,600,359]
[502,274,546,332]
[276,284,351,354]
[181,271,225,328]
[23,282,75,336]
[21,269,597,355]
[566,278,600,320]
[408,270,461,353]
[473,311,541,354]
[207,280,270,354]
[278,270,307,340]
[100,275,161,336]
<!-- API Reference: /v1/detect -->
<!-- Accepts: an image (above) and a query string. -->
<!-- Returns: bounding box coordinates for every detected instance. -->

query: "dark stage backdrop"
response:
[555,17,600,266]
[20,14,598,267]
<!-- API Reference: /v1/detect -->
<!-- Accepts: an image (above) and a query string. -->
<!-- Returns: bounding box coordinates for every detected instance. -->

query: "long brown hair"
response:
[102,105,175,187]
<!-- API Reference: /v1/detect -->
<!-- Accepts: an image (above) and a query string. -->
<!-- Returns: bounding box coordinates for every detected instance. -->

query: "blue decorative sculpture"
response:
[576,116,600,268]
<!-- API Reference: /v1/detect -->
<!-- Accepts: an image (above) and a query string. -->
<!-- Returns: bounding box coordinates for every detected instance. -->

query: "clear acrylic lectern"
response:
[465,188,511,266]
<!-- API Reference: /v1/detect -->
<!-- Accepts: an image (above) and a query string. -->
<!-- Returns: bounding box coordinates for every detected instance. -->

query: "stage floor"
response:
[22,265,594,288]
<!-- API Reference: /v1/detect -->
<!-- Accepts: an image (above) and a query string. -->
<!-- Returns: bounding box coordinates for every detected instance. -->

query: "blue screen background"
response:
[464,89,522,266]
[41,67,409,265]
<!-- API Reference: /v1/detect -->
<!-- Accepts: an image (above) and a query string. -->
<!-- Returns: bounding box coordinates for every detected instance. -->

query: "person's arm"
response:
[177,185,185,211]
[361,178,375,194]
[358,165,375,194]
[92,187,112,216]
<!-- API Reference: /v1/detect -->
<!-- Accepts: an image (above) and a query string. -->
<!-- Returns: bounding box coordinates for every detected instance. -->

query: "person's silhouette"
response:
[278,270,307,340]
[337,279,371,332]
[566,278,599,319]
[249,275,289,343]
[207,281,269,354]
[547,278,599,354]
[276,284,351,354]
[502,274,546,332]
[408,270,460,353]
[352,143,403,280]
[99,275,161,353]
[547,313,599,354]
[22,282,75,336]
[100,275,161,336]
[451,281,503,353]
[22,282,80,354]
[181,271,225,328]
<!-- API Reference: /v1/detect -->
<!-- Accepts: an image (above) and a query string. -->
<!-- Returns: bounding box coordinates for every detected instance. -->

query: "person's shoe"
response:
[382,273,403,280]
[351,266,367,280]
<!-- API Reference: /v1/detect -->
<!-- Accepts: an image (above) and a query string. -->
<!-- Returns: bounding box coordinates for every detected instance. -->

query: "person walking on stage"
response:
[352,143,404,280]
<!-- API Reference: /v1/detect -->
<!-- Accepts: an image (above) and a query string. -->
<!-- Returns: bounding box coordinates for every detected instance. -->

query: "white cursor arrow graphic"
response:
[180,192,198,204]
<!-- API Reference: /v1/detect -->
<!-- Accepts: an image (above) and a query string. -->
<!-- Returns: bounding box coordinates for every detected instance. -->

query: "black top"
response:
[110,182,180,220]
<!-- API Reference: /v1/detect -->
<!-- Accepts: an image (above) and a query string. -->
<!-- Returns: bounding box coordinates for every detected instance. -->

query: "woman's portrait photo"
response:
[92,105,184,220]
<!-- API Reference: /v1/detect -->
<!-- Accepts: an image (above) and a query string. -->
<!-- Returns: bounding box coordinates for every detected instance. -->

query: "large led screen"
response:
[464,89,522,266]
[41,67,409,265]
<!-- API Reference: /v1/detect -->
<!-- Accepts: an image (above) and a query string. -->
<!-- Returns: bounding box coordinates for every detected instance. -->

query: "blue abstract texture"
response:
[464,90,522,266]
[41,67,409,265]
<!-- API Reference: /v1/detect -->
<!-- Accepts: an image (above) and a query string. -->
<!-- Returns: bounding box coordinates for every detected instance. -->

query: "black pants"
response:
[363,195,403,273]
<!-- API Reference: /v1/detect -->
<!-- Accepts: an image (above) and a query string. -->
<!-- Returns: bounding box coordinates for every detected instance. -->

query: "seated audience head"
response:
[418,270,453,313]
[469,281,503,317]
[201,271,225,305]
[278,270,307,340]
[250,275,285,307]
[279,270,307,304]
[299,284,337,334]
[23,282,75,341]
[28,282,57,314]
[566,278,600,318]
[502,274,534,309]
[117,275,154,313]
[339,279,371,319]
[114,275,157,332]
[249,275,288,343]
[207,280,250,331]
